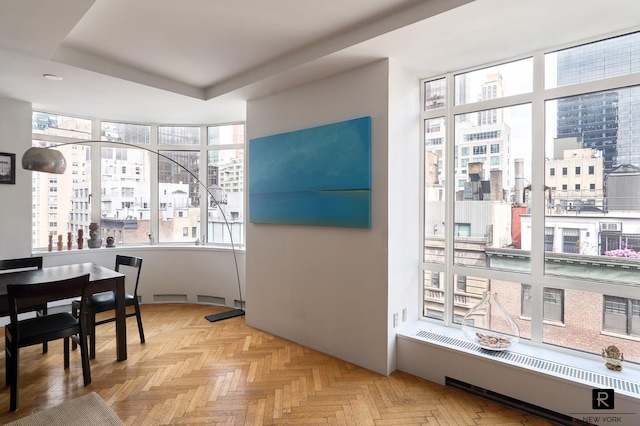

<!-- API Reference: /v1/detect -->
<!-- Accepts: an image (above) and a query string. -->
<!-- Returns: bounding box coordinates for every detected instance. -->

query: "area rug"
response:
[6,392,124,426]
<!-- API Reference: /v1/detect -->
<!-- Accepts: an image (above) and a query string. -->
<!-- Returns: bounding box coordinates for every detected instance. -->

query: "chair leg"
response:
[79,325,91,386]
[134,302,145,344]
[71,305,78,351]
[8,343,19,412]
[38,306,48,353]
[5,334,9,387]
[64,337,70,369]
[88,311,96,360]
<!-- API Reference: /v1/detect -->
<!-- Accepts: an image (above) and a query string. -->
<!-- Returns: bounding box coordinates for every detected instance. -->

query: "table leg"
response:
[114,276,127,361]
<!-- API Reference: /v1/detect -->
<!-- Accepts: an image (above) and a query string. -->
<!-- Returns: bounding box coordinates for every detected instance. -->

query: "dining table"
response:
[0,262,128,361]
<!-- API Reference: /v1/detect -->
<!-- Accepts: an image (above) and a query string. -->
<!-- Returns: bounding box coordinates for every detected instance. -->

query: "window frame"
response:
[419,28,640,358]
[31,117,246,249]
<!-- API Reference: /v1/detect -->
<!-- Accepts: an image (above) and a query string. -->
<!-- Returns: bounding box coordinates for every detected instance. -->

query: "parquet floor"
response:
[0,303,553,425]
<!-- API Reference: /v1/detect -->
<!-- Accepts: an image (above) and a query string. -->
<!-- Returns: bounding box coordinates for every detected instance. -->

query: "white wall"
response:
[38,246,245,307]
[387,60,420,373]
[0,246,246,327]
[0,98,32,259]
[245,60,419,375]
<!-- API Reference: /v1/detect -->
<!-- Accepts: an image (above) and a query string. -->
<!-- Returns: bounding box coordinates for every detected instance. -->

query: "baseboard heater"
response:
[397,324,640,426]
[445,377,590,426]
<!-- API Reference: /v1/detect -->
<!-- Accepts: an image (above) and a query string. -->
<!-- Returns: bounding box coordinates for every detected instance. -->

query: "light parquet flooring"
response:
[0,303,554,425]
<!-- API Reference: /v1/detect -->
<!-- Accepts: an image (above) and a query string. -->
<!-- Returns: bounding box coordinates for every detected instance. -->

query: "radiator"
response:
[396,322,640,426]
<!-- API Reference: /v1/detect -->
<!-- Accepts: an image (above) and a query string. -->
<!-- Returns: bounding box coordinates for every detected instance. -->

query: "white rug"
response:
[5,392,124,426]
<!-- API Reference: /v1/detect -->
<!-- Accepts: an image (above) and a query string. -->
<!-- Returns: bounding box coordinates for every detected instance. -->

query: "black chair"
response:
[0,256,43,272]
[5,274,92,412]
[0,257,48,354]
[72,255,144,359]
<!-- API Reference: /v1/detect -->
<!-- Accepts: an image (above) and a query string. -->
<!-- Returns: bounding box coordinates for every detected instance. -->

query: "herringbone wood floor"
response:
[0,304,553,425]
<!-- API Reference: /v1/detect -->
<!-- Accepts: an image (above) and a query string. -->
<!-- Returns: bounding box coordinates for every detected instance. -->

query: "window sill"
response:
[601,330,640,343]
[33,242,245,255]
[397,319,640,397]
[518,315,566,327]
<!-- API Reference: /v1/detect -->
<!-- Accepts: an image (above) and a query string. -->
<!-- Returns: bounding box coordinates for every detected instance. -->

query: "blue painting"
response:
[249,116,371,228]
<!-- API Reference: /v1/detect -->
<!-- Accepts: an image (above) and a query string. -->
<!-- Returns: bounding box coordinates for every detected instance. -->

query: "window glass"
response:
[424,117,445,263]
[544,86,640,283]
[32,112,92,139]
[100,122,151,244]
[545,31,640,89]
[423,270,444,320]
[454,104,532,271]
[159,126,199,145]
[421,29,640,364]
[521,285,564,323]
[100,146,151,244]
[31,112,92,249]
[208,123,245,145]
[32,117,246,248]
[424,78,446,110]
[158,150,200,243]
[454,58,533,106]
[450,277,531,340]
[102,121,150,144]
[542,290,639,363]
[206,125,244,245]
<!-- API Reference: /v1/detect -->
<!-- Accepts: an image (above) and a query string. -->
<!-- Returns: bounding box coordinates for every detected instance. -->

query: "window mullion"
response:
[444,72,456,326]
[200,125,208,244]
[529,51,546,342]
[90,119,102,224]
[149,124,159,244]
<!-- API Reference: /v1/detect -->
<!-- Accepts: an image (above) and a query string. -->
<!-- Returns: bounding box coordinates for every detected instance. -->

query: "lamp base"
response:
[205,309,245,323]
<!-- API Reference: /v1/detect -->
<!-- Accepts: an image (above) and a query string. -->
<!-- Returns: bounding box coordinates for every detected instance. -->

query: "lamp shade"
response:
[22,147,67,174]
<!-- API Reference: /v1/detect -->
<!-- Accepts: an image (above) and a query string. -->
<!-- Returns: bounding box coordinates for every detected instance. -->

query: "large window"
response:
[421,30,640,364]
[101,122,151,244]
[207,124,245,245]
[31,113,92,249]
[31,114,245,248]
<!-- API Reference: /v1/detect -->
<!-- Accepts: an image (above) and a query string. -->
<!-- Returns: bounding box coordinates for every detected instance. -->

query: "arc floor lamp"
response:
[22,141,245,322]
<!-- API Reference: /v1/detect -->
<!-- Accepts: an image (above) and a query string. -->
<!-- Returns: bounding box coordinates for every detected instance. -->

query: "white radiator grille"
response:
[197,295,225,305]
[415,329,640,397]
[153,294,187,303]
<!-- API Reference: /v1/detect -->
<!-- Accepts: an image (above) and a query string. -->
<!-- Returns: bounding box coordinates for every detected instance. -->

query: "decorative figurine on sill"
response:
[602,345,624,371]
[57,234,63,251]
[77,229,84,249]
[88,222,102,248]
[67,232,73,250]
[48,235,53,252]
[106,236,115,248]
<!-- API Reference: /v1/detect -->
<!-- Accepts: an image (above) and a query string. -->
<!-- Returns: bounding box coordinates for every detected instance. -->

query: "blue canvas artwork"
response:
[249,116,371,228]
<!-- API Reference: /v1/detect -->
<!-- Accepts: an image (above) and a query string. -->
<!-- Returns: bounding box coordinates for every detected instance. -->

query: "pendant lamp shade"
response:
[22,147,67,174]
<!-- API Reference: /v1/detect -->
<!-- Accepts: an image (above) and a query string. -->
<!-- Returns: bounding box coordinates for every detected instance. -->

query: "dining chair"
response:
[5,273,92,412]
[0,256,49,354]
[72,255,144,359]
[0,256,43,272]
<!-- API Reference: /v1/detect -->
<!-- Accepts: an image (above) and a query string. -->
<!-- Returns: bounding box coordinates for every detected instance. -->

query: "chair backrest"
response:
[7,274,91,328]
[0,256,43,272]
[115,255,143,296]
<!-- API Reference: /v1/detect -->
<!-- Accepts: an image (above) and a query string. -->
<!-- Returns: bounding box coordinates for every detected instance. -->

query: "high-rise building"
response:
[455,72,511,194]
[556,91,619,172]
[555,31,640,173]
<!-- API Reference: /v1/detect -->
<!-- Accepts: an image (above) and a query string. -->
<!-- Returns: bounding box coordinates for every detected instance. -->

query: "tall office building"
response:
[455,72,512,194]
[555,31,640,172]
